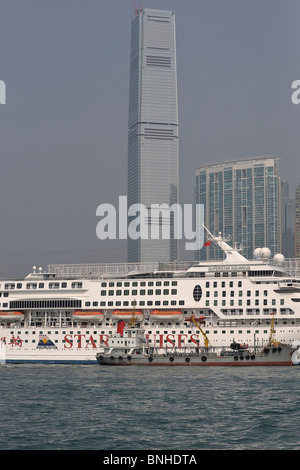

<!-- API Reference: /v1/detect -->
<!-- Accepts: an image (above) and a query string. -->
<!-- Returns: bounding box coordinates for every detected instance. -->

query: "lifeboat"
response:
[111,310,143,321]
[150,310,183,321]
[72,311,104,322]
[0,311,24,322]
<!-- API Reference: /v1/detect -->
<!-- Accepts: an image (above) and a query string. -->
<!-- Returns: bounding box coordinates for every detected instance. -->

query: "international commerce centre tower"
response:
[127,8,179,263]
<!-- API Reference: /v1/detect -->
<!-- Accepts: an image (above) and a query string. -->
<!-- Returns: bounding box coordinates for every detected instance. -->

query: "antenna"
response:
[132,0,143,17]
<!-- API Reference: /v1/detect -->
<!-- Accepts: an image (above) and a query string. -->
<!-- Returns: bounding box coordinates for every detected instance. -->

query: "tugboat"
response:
[96,313,295,367]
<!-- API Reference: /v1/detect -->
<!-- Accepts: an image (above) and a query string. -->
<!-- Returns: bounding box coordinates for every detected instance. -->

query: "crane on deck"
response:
[186,315,209,350]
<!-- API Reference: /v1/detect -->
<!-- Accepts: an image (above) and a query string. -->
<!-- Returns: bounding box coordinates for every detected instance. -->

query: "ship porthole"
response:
[201,355,207,362]
[234,356,238,361]
[148,357,153,362]
[251,355,255,360]
[170,357,174,362]
[185,357,190,363]
[193,285,202,302]
[127,355,132,361]
[110,356,114,361]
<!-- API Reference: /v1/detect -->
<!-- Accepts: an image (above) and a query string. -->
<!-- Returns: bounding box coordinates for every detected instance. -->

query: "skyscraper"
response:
[281,179,295,259]
[295,183,300,258]
[127,8,179,262]
[195,156,281,260]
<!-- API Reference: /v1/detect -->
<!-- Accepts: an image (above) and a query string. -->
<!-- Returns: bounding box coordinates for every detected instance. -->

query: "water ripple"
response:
[0,364,299,450]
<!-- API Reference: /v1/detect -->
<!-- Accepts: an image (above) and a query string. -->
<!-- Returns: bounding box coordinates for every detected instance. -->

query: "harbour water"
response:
[0,364,299,450]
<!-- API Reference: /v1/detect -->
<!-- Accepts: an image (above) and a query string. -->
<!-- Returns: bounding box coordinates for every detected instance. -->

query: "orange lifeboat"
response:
[72,311,104,322]
[111,310,143,321]
[150,310,183,321]
[0,311,24,322]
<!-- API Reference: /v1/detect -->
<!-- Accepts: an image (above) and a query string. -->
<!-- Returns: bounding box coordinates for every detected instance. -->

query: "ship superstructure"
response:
[1,231,300,363]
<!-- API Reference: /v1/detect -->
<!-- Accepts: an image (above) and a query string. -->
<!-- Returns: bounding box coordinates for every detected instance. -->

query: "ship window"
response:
[49,283,59,289]
[193,285,202,302]
[5,283,15,290]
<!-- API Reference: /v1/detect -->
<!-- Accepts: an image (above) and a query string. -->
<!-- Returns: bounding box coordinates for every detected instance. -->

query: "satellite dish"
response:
[274,253,285,265]
[260,247,271,259]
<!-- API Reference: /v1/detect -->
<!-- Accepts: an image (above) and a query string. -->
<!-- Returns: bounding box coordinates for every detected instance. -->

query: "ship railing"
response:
[47,261,195,278]
[42,258,300,279]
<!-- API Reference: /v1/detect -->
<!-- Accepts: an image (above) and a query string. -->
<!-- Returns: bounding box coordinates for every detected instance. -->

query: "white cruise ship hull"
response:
[1,232,300,364]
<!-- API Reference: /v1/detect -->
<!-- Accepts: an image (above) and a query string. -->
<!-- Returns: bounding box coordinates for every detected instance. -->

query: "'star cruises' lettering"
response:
[62,333,201,349]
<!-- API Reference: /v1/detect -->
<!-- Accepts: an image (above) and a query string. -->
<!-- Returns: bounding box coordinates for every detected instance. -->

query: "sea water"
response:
[0,364,299,450]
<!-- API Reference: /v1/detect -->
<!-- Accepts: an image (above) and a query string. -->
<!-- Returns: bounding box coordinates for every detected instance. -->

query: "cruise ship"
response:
[1,231,300,363]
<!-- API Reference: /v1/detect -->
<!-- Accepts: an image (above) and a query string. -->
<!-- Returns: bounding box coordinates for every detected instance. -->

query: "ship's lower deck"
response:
[1,310,300,363]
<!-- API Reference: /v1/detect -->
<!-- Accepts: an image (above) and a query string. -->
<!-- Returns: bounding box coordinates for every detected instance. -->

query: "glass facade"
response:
[295,184,300,258]
[127,8,179,262]
[195,157,281,261]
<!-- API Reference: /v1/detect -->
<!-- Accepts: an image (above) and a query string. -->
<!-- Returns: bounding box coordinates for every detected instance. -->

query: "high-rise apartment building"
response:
[281,179,295,259]
[195,156,281,261]
[127,8,179,262]
[295,183,300,258]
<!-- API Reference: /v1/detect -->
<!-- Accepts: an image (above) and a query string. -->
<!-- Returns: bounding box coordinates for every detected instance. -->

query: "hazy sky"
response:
[1,0,300,277]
